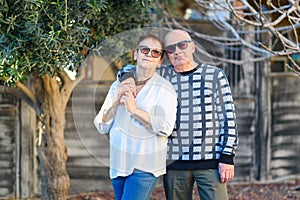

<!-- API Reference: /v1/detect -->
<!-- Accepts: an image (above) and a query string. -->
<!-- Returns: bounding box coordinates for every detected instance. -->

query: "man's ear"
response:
[191,41,196,53]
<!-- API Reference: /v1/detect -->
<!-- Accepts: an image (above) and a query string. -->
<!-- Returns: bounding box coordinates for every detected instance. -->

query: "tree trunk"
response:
[37,129,70,200]
[36,75,70,199]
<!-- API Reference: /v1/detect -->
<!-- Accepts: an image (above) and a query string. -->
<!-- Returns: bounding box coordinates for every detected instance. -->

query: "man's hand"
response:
[118,77,136,97]
[219,163,234,183]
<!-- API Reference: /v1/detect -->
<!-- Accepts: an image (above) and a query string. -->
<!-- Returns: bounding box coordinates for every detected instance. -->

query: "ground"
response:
[67,177,300,200]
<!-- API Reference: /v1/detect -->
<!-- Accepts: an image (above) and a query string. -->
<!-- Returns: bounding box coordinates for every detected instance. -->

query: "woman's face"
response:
[134,38,163,70]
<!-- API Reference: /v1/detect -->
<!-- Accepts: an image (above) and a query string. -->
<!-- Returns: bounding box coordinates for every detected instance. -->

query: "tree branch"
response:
[59,63,86,108]
[0,81,42,115]
[74,62,87,86]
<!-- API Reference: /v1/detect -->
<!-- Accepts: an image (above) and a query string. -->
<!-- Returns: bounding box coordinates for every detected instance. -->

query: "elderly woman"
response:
[94,34,177,200]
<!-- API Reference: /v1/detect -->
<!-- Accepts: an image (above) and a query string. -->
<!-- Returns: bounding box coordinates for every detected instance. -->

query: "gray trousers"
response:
[163,169,228,200]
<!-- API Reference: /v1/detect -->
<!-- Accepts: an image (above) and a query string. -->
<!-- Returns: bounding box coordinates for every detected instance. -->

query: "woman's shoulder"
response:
[152,73,176,94]
[152,73,170,84]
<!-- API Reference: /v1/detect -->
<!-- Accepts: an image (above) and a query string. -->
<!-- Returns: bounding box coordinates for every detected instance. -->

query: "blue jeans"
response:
[163,169,228,200]
[112,170,159,200]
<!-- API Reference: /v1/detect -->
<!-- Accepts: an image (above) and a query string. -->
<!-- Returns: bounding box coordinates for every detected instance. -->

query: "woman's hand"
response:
[120,91,137,114]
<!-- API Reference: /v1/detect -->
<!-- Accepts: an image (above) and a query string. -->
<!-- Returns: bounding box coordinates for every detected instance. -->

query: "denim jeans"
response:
[112,170,159,200]
[163,169,228,200]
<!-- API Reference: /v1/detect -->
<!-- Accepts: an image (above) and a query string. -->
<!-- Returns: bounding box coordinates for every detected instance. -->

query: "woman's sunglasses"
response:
[164,40,192,54]
[138,46,163,58]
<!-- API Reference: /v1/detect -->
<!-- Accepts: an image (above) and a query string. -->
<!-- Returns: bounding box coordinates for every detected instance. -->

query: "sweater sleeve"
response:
[117,64,136,81]
[216,69,239,162]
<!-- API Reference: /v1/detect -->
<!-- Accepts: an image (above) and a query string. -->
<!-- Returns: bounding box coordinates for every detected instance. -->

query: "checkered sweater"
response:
[119,64,238,170]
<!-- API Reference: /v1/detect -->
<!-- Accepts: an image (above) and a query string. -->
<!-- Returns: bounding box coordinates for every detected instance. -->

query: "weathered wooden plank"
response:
[271,75,300,180]
[0,92,17,198]
[232,99,255,181]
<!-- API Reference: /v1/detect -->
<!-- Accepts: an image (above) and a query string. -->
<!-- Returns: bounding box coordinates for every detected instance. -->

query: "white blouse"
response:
[94,73,177,179]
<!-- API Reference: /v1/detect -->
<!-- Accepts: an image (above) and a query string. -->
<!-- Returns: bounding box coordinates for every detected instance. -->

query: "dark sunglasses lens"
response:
[177,41,188,50]
[151,50,161,58]
[165,41,191,54]
[165,45,176,54]
[140,47,150,54]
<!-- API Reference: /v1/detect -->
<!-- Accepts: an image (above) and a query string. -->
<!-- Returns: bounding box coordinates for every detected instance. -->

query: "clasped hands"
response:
[117,78,137,114]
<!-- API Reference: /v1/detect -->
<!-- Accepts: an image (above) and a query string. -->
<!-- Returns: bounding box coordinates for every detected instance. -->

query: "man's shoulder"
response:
[156,65,174,76]
[199,63,223,73]
[158,64,173,71]
[200,63,217,69]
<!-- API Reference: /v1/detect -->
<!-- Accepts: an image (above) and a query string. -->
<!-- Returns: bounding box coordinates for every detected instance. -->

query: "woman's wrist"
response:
[129,108,152,129]
[130,107,138,116]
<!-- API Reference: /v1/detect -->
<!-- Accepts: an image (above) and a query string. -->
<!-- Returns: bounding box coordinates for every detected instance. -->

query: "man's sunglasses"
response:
[138,46,163,58]
[164,40,192,54]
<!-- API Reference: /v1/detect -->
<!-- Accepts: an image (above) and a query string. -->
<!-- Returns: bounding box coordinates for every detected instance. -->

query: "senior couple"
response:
[94,29,238,200]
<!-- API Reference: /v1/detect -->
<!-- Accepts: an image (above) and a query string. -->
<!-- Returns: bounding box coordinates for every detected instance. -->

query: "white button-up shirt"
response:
[94,73,177,178]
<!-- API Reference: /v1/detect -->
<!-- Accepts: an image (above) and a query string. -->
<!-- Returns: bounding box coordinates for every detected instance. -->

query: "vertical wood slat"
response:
[233,98,256,182]
[271,75,300,179]
[0,94,18,198]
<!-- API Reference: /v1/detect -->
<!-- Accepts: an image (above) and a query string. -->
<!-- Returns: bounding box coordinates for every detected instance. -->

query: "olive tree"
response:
[0,0,163,199]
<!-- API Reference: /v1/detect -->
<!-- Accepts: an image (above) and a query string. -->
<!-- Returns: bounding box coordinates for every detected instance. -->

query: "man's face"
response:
[164,31,195,68]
